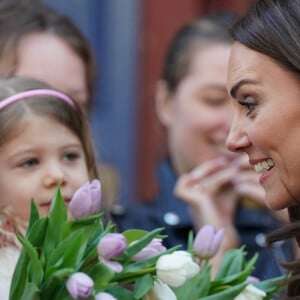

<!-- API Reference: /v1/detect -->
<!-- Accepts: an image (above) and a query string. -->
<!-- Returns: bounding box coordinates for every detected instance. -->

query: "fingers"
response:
[232,170,265,205]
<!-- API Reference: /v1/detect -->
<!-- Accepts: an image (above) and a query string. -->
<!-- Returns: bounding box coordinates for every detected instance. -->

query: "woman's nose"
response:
[225,120,250,153]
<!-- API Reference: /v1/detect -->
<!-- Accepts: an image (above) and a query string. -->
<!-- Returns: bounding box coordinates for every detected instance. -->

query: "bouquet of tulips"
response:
[9,179,283,300]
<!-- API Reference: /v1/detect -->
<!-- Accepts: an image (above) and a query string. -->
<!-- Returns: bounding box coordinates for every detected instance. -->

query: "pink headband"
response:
[0,89,76,110]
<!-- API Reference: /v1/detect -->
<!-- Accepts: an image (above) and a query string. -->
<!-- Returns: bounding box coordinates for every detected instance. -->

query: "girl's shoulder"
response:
[0,246,20,300]
[0,207,26,248]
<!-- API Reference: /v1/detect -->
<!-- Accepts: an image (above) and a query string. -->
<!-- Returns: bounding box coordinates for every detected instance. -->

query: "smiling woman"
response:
[226,42,300,210]
[225,0,300,297]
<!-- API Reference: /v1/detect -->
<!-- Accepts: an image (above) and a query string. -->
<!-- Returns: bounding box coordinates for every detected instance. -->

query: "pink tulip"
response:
[69,179,101,219]
[66,272,94,299]
[193,225,224,259]
[97,233,127,259]
[133,238,166,261]
[97,233,127,273]
[99,257,123,273]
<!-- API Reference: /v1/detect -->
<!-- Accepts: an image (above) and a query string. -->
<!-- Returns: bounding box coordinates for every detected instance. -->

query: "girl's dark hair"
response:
[230,0,300,298]
[162,12,237,92]
[0,0,96,110]
[0,76,98,179]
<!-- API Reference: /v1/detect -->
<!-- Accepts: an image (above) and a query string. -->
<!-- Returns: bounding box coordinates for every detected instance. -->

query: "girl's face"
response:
[14,33,88,108]
[0,115,90,221]
[226,42,300,210]
[157,44,235,174]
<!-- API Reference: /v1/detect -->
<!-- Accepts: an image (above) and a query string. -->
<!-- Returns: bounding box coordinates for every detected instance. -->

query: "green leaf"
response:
[27,199,40,233]
[41,268,74,299]
[210,252,257,291]
[122,228,165,261]
[44,186,67,259]
[19,282,40,300]
[255,275,285,299]
[115,246,179,283]
[133,274,153,298]
[85,262,115,291]
[200,282,247,300]
[106,286,136,300]
[45,227,91,280]
[10,217,48,300]
[17,234,44,287]
[215,248,247,279]
[186,230,194,252]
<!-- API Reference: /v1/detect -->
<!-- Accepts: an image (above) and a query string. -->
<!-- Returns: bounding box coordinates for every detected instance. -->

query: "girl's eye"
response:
[239,97,257,116]
[20,158,38,168]
[64,152,80,161]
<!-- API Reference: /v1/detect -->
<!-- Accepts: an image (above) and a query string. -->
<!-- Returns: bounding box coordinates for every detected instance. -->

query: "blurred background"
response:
[43,0,255,206]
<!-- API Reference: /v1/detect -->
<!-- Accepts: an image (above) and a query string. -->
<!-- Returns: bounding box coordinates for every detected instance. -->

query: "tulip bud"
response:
[66,272,94,299]
[156,251,199,287]
[69,179,101,219]
[247,276,260,285]
[193,225,224,259]
[99,257,123,273]
[95,292,117,300]
[97,233,127,273]
[144,279,177,300]
[132,238,166,262]
[234,284,266,300]
[97,233,127,259]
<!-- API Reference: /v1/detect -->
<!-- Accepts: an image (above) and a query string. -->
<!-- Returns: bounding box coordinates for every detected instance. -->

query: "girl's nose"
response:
[225,121,250,153]
[43,164,66,187]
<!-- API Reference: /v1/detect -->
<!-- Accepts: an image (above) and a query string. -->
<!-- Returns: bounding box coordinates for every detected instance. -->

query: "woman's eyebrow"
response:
[230,79,259,99]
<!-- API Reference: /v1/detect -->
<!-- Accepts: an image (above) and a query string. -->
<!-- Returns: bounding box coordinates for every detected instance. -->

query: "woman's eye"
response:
[239,97,257,116]
[20,158,38,168]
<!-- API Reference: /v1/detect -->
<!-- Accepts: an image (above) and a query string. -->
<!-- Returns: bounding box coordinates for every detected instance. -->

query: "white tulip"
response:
[234,284,266,300]
[144,279,177,300]
[156,251,199,287]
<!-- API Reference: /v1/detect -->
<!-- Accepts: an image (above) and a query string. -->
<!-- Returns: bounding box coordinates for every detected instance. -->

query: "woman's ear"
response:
[155,80,173,127]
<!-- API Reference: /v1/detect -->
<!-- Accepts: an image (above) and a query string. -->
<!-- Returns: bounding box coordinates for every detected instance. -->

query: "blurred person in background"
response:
[113,12,293,279]
[0,0,120,208]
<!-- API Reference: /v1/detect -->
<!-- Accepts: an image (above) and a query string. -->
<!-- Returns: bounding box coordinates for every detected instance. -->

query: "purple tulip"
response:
[97,233,127,259]
[99,257,123,273]
[66,272,94,299]
[193,225,224,259]
[133,238,166,262]
[247,276,260,284]
[69,179,101,219]
[95,292,117,300]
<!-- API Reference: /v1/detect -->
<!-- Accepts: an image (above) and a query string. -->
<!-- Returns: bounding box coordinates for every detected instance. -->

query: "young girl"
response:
[0,76,99,299]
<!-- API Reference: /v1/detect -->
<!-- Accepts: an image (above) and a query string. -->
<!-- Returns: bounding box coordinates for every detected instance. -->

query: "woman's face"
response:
[226,42,300,210]
[157,44,234,174]
[14,33,88,108]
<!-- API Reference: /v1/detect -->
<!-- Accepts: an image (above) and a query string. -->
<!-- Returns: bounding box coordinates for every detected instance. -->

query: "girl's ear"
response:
[155,80,173,127]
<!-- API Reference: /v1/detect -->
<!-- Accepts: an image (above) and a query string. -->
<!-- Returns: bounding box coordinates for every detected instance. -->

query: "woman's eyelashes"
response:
[238,96,257,116]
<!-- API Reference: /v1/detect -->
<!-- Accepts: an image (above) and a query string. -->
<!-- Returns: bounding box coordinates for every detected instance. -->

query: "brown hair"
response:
[0,76,98,179]
[0,0,96,110]
[161,12,237,92]
[230,0,300,298]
